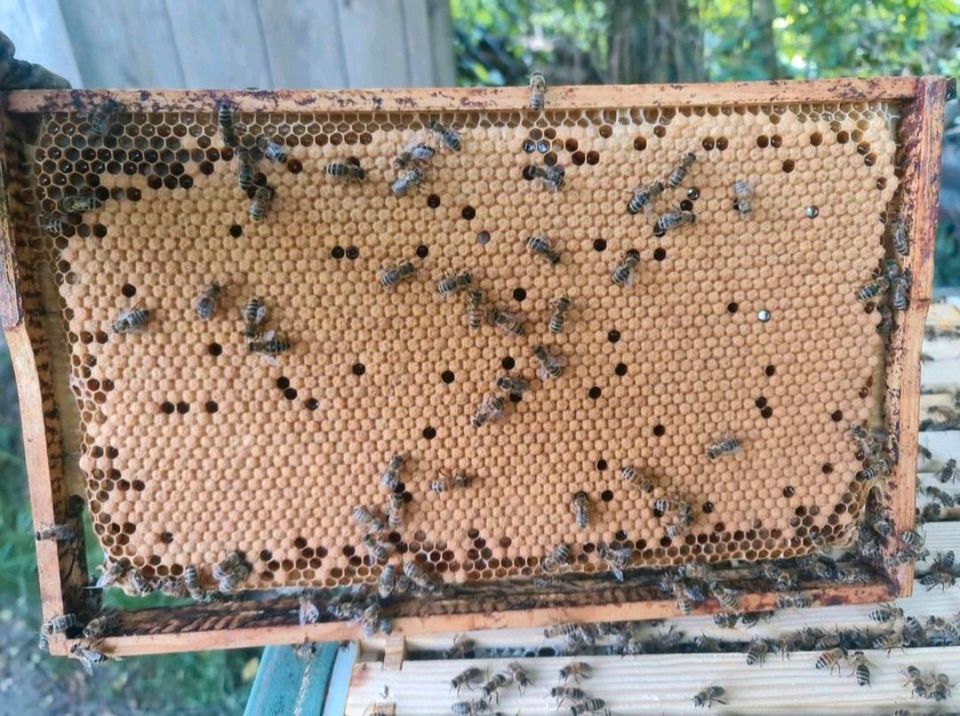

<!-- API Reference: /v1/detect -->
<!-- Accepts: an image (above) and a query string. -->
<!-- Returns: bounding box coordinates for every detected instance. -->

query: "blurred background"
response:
[0,1,957,713]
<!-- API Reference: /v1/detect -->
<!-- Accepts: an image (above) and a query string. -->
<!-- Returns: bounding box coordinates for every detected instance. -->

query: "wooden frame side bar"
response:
[2,77,925,115]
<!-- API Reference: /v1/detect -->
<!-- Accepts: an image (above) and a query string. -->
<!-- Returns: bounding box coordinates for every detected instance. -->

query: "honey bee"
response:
[551,686,587,705]
[325,161,365,183]
[195,282,222,320]
[216,101,238,147]
[924,485,956,506]
[213,551,250,593]
[237,148,255,190]
[921,569,956,591]
[620,465,654,492]
[873,630,904,654]
[111,304,150,333]
[486,308,525,337]
[81,612,119,640]
[37,213,63,234]
[481,671,512,702]
[761,563,797,592]
[526,234,561,265]
[466,290,484,329]
[776,592,812,609]
[387,493,406,529]
[472,394,505,428]
[430,476,449,493]
[158,575,187,598]
[599,544,633,582]
[248,333,291,356]
[745,639,769,666]
[87,98,122,138]
[34,523,78,542]
[180,564,202,600]
[611,249,641,287]
[495,375,529,396]
[402,561,438,593]
[299,592,321,625]
[570,698,610,716]
[627,180,664,215]
[876,303,896,335]
[380,454,405,490]
[451,666,486,694]
[353,506,385,533]
[856,276,888,301]
[549,296,571,334]
[125,566,152,596]
[437,271,473,298]
[667,152,696,188]
[378,260,416,291]
[506,662,531,693]
[545,623,583,639]
[848,650,871,686]
[359,602,385,637]
[859,457,890,481]
[559,661,591,682]
[891,216,909,256]
[692,686,726,708]
[241,297,268,337]
[869,603,903,623]
[451,700,490,716]
[891,270,911,310]
[706,436,741,460]
[95,560,129,590]
[249,185,275,220]
[655,209,696,233]
[391,167,424,197]
[938,458,958,483]
[531,163,565,192]
[900,529,925,550]
[529,71,547,110]
[258,137,288,164]
[902,665,928,697]
[571,491,590,529]
[711,584,742,611]
[60,192,102,214]
[394,141,436,169]
[427,120,461,152]
[71,641,109,674]
[533,344,564,381]
[542,543,573,572]
[733,179,754,214]
[42,613,79,635]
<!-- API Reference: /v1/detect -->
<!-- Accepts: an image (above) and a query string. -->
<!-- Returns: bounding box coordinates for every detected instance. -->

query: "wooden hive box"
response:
[0,76,950,658]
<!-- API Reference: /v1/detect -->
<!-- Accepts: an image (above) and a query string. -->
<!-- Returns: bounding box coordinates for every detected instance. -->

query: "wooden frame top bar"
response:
[1,77,934,115]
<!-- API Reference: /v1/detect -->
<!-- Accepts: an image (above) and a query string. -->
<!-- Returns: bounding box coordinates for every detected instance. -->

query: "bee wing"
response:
[536,365,553,382]
[255,305,269,325]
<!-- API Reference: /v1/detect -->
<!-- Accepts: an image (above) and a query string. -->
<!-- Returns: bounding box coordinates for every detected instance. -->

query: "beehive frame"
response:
[0,77,948,657]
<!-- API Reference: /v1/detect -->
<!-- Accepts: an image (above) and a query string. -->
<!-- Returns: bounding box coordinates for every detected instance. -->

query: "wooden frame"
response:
[0,76,950,658]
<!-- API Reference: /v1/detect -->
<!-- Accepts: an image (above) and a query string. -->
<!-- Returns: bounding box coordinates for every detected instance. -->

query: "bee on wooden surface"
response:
[70,641,109,675]
[677,562,708,580]
[891,216,910,256]
[931,672,953,701]
[34,523,78,542]
[213,551,250,593]
[495,375,529,396]
[111,303,150,334]
[921,569,956,591]
[672,581,696,615]
[869,604,903,623]
[298,592,321,625]
[390,167,423,197]
[465,289,484,329]
[902,665,927,697]
[925,616,960,646]
[931,550,956,572]
[249,184,275,221]
[610,248,641,287]
[551,686,587,705]
[815,646,847,674]
[531,163,565,192]
[533,344,564,381]
[451,700,490,716]
[693,634,723,653]
[549,296,572,334]
[437,271,473,298]
[571,491,590,529]
[183,564,204,600]
[856,276,888,302]
[427,120,461,152]
[900,529,925,551]
[775,592,812,609]
[761,563,797,592]
[667,152,696,188]
[95,560,129,590]
[195,282,222,321]
[325,160,365,183]
[891,269,911,310]
[526,234,560,265]
[711,584,742,611]
[249,332,291,356]
[81,611,119,640]
[544,623,583,639]
[559,661,591,683]
[37,212,63,235]
[745,639,769,666]
[124,567,152,596]
[706,436,741,460]
[655,209,696,233]
[506,662,531,693]
[924,485,956,506]
[733,179,754,215]
[481,670,512,702]
[359,602,384,637]
[570,697,610,716]
[873,630,904,654]
[42,613,78,636]
[258,136,288,164]
[237,148,255,190]
[394,141,435,169]
[87,98,122,138]
[60,191,102,214]
[938,458,958,483]
[402,561,438,593]
[216,101,239,147]
[693,686,726,709]
[293,641,318,662]
[378,260,416,291]
[241,297,268,337]
[445,633,475,659]
[486,308,525,337]
[627,180,664,215]
[451,666,485,695]
[528,71,547,110]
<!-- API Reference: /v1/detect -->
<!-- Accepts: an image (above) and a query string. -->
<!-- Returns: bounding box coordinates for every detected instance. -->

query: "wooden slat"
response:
[425,0,456,87]
[57,0,186,88]
[922,357,960,390]
[322,642,360,716]
[400,0,439,87]
[3,77,926,114]
[918,430,960,463]
[164,0,274,89]
[4,0,82,87]
[256,0,348,88]
[916,520,958,571]
[336,0,413,87]
[244,643,339,716]
[344,648,960,715]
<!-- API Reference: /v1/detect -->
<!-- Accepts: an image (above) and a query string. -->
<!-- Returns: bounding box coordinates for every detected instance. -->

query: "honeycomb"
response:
[19,98,902,593]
